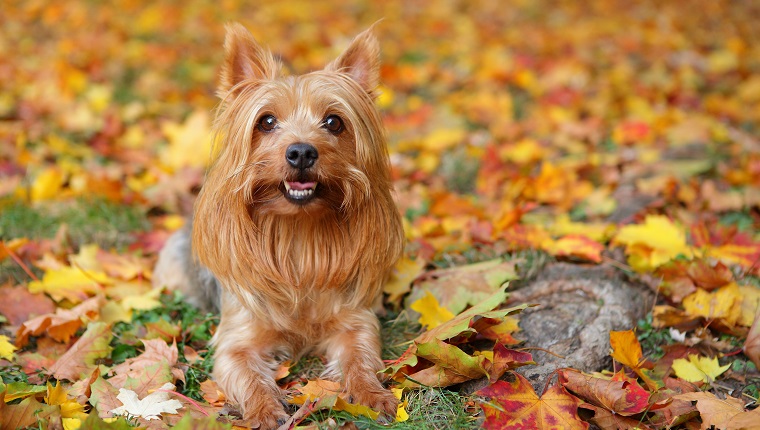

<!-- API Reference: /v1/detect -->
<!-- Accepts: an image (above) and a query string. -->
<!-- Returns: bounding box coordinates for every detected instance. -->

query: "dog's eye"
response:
[322,115,344,134]
[257,115,277,132]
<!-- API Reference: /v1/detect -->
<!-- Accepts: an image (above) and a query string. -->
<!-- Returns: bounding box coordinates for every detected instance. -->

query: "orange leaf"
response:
[478,373,588,430]
[543,235,604,263]
[609,330,661,390]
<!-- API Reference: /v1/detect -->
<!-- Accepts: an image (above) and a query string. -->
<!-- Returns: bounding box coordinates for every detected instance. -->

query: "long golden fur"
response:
[156,23,404,428]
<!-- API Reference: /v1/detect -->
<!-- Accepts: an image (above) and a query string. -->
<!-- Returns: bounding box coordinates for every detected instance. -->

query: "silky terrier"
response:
[154,22,404,428]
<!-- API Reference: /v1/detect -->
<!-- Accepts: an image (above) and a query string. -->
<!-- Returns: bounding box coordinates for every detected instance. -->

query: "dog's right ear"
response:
[219,23,280,95]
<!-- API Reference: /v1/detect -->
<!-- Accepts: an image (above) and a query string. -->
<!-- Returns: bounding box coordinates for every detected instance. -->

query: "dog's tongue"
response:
[287,181,316,191]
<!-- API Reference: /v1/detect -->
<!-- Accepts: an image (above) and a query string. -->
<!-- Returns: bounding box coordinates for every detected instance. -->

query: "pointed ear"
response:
[326,27,381,97]
[219,23,280,94]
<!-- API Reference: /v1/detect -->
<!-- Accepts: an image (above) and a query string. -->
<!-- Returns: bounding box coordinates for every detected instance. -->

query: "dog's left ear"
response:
[326,27,381,98]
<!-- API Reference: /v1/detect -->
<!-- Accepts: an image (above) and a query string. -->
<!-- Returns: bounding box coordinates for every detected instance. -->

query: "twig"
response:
[156,389,210,417]
[2,241,39,281]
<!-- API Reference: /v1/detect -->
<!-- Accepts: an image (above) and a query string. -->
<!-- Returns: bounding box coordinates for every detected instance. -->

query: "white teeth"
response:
[287,188,314,198]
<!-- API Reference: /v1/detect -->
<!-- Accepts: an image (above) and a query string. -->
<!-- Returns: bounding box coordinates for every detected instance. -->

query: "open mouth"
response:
[283,181,318,204]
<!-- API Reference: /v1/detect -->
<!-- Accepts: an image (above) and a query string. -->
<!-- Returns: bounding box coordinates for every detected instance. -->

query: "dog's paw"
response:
[242,394,290,430]
[349,387,399,422]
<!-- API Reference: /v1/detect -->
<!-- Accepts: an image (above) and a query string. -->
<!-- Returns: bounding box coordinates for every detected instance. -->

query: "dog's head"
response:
[204,23,390,217]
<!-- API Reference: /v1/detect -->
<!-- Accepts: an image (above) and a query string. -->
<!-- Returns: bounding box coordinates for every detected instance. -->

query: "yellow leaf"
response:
[739,285,760,327]
[421,128,466,152]
[31,167,65,202]
[63,418,82,430]
[671,354,729,384]
[46,381,87,419]
[0,335,17,360]
[384,257,425,304]
[161,110,213,170]
[28,266,109,303]
[549,215,613,242]
[501,138,545,165]
[120,287,162,312]
[682,283,741,326]
[391,388,409,422]
[410,290,455,330]
[99,301,133,325]
[613,215,692,272]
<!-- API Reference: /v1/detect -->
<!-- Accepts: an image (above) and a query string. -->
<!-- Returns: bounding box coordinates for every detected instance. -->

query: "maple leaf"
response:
[478,373,588,430]
[160,110,214,170]
[681,283,742,326]
[579,403,653,430]
[16,295,103,347]
[609,330,662,390]
[48,322,113,381]
[673,392,754,430]
[612,215,692,272]
[743,307,760,370]
[0,396,57,429]
[27,265,110,304]
[1,381,47,402]
[384,256,425,305]
[0,284,56,326]
[560,369,649,416]
[404,338,489,387]
[486,344,535,383]
[89,377,121,418]
[45,380,88,420]
[671,354,729,385]
[109,382,183,420]
[542,234,604,263]
[108,338,179,393]
[409,258,518,314]
[410,290,455,329]
[0,334,16,360]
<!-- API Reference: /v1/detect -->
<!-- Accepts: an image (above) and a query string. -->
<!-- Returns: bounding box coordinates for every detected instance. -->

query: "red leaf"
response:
[478,373,588,429]
[560,369,649,416]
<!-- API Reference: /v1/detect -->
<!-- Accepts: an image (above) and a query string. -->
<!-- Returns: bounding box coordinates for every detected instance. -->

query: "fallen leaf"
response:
[409,290,455,330]
[560,369,649,416]
[109,382,183,420]
[0,284,56,326]
[743,306,760,369]
[48,321,113,381]
[409,258,518,314]
[671,354,730,385]
[673,392,744,430]
[45,381,88,419]
[0,334,16,360]
[609,330,661,390]
[16,295,103,347]
[613,215,692,272]
[478,373,588,430]
[0,395,57,429]
[89,377,121,418]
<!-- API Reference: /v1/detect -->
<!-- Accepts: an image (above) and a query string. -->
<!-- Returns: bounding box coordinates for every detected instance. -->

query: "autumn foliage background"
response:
[1,0,760,429]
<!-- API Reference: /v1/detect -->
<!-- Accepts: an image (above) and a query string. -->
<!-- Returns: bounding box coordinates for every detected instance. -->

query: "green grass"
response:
[0,198,150,283]
[302,387,480,429]
[0,198,149,246]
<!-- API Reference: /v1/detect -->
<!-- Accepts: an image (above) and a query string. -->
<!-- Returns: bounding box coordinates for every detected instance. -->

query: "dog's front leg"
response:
[321,309,398,421]
[213,297,289,429]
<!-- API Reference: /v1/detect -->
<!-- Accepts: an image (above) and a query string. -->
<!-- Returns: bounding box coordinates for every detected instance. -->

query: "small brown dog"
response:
[154,23,404,428]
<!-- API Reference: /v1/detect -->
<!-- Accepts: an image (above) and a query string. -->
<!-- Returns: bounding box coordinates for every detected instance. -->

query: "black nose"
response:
[286,143,318,170]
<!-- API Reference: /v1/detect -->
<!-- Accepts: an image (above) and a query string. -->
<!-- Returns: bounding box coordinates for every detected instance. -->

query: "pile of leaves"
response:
[1,0,760,428]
